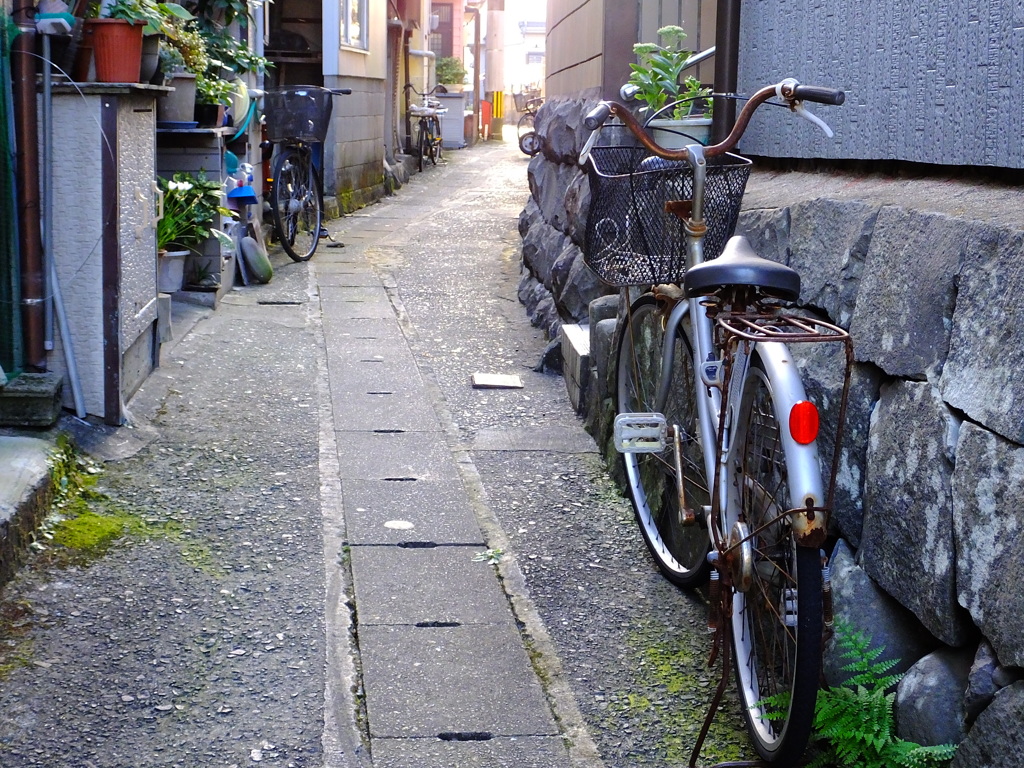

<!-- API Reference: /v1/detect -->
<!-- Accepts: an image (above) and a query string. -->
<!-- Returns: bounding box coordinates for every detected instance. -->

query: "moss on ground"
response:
[598,617,755,766]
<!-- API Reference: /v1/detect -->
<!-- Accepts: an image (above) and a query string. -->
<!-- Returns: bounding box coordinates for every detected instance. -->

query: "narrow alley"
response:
[0,136,749,767]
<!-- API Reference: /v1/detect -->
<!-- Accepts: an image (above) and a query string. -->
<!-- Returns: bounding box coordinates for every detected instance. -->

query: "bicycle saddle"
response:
[683,236,800,302]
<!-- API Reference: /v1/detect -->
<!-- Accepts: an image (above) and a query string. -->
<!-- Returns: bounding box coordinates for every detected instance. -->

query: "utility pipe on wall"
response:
[11,0,46,371]
[466,4,480,146]
[711,0,741,145]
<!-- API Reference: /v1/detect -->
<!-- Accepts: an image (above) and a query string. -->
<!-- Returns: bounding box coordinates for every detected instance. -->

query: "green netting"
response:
[1,11,23,377]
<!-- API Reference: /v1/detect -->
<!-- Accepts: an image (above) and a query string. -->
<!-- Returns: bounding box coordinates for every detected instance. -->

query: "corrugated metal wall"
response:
[736,0,1024,169]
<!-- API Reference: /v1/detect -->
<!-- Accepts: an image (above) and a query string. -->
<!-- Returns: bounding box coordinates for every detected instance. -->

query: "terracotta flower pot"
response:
[87,18,144,83]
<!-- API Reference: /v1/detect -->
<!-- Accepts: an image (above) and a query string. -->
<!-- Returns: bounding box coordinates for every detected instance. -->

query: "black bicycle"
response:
[263,85,351,262]
[404,83,446,172]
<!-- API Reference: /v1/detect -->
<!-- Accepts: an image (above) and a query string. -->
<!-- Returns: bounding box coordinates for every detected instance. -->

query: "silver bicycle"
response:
[581,79,851,766]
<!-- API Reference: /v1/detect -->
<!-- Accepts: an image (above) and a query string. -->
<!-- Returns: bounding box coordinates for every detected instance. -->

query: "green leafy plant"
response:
[761,621,957,768]
[200,26,270,74]
[628,25,712,119]
[436,56,467,85]
[157,172,233,253]
[104,0,149,23]
[195,71,234,105]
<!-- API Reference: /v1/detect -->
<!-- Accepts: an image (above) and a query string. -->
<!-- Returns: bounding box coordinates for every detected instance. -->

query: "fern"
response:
[807,620,957,768]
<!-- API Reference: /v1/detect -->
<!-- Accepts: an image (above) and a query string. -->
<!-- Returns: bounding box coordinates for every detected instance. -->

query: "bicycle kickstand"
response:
[688,565,769,768]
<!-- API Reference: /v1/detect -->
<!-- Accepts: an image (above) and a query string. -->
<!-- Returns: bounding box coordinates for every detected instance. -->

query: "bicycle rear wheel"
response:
[616,294,711,588]
[270,148,322,262]
[730,352,822,764]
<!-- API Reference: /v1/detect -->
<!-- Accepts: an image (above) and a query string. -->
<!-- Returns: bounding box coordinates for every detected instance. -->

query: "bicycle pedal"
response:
[614,413,668,453]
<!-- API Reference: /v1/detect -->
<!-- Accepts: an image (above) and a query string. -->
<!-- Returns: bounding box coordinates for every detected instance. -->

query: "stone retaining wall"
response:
[518,99,1024,763]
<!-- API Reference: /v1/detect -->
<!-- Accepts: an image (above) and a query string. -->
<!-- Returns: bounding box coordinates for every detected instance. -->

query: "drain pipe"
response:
[711,0,741,145]
[11,0,46,371]
[466,4,481,146]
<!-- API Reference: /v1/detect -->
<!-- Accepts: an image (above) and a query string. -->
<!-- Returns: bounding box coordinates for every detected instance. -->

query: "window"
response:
[342,0,367,48]
[526,51,544,65]
[429,3,453,58]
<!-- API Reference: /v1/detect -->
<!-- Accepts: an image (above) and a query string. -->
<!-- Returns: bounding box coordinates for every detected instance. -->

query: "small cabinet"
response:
[49,83,164,425]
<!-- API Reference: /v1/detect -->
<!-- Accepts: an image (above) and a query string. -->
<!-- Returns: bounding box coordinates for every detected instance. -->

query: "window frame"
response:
[341,0,368,50]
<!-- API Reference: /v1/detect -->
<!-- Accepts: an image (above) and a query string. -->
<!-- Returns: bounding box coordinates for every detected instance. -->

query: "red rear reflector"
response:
[789,401,819,445]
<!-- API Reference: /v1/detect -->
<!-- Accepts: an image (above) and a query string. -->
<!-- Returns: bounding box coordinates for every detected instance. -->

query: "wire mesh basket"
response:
[584,146,752,286]
[264,86,334,143]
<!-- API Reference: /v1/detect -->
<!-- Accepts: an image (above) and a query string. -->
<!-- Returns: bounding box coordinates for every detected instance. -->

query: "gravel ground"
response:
[0,264,327,767]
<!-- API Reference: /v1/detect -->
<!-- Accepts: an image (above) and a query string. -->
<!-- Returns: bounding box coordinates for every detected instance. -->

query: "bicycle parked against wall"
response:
[514,91,543,156]
[404,83,446,172]
[581,80,849,766]
[263,85,351,262]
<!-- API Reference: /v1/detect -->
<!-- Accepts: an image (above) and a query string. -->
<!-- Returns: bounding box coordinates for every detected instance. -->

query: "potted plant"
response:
[86,0,148,82]
[156,172,233,291]
[194,73,234,126]
[628,25,713,146]
[435,56,467,90]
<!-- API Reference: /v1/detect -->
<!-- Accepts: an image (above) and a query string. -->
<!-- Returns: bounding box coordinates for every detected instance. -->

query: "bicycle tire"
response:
[517,111,535,135]
[730,353,822,764]
[616,294,711,588]
[428,117,440,165]
[270,148,322,262]
[417,121,427,172]
[519,131,542,156]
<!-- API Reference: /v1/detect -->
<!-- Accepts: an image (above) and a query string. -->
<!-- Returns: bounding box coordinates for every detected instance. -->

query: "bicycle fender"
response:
[755,342,827,546]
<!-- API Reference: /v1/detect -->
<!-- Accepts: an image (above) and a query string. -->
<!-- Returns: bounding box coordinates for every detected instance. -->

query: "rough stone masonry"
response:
[517,98,1024,764]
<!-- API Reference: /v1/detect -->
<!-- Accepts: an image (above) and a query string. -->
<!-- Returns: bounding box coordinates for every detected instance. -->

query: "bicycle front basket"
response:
[264,86,334,143]
[584,146,752,287]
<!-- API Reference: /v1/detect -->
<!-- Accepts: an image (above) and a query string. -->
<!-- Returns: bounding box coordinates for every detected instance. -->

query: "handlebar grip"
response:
[333,88,353,95]
[792,85,845,105]
[584,103,613,131]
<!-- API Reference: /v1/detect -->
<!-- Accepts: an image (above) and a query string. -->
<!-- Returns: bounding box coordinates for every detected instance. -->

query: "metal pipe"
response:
[42,34,54,351]
[50,261,86,418]
[466,5,480,146]
[11,0,46,371]
[711,0,741,144]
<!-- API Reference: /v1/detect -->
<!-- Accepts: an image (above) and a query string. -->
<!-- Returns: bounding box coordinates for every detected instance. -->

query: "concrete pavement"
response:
[315,148,594,767]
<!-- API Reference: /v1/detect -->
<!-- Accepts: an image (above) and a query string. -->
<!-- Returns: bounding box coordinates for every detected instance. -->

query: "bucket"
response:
[157,250,188,293]
[157,73,197,122]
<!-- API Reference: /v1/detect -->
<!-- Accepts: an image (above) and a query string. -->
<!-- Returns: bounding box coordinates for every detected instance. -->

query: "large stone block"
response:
[860,380,974,646]
[825,539,938,687]
[951,682,1024,768]
[535,98,592,166]
[896,646,972,747]
[564,168,590,249]
[849,207,967,379]
[941,224,1024,444]
[521,219,568,290]
[552,245,611,323]
[736,206,791,266]
[952,422,1024,667]
[788,199,879,328]
[527,155,578,234]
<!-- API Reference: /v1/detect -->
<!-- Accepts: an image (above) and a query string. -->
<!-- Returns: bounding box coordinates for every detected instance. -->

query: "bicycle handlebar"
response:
[404,83,448,97]
[582,79,845,164]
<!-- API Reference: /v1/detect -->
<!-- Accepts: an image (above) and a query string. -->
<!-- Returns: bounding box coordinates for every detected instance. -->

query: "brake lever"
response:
[579,125,601,166]
[793,101,834,138]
